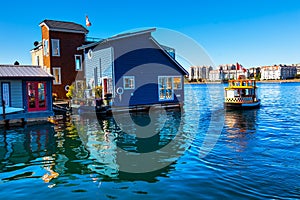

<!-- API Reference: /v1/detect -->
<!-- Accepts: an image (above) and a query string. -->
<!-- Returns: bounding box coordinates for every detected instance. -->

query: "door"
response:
[27,81,47,112]
[102,77,113,99]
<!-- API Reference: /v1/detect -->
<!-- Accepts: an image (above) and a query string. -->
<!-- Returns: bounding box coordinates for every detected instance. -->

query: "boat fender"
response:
[65,85,70,92]
[116,87,124,95]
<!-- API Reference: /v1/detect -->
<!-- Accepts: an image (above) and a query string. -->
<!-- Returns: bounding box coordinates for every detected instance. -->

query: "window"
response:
[173,77,182,90]
[75,55,82,71]
[51,39,60,56]
[1,82,10,107]
[123,76,135,89]
[43,39,49,56]
[158,76,173,100]
[53,67,61,85]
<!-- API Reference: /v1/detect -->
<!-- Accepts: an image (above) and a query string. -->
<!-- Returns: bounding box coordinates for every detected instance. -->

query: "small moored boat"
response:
[224,77,260,109]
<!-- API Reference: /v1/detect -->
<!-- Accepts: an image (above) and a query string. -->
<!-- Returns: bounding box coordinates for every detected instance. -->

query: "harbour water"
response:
[0,82,300,199]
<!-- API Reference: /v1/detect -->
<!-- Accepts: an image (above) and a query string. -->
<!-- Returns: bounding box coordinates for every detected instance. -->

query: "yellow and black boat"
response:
[224,77,261,109]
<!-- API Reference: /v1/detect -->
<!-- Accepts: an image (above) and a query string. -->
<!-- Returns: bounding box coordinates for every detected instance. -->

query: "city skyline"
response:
[1,0,300,69]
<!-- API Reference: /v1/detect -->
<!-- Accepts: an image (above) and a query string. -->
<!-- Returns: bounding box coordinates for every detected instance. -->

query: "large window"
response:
[123,76,135,89]
[43,39,49,56]
[51,39,60,56]
[158,76,182,101]
[75,55,82,71]
[53,67,61,85]
[158,76,173,100]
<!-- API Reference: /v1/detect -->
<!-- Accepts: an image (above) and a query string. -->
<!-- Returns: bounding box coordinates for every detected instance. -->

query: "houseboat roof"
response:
[78,28,189,75]
[78,28,157,50]
[40,19,88,34]
[0,65,54,79]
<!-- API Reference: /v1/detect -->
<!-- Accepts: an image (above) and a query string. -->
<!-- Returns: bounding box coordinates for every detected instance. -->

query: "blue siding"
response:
[112,34,185,107]
[0,80,23,108]
[87,32,186,107]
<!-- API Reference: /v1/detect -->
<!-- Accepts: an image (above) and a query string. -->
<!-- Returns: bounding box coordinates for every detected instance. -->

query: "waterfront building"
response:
[0,65,54,123]
[31,20,89,99]
[208,63,248,81]
[189,66,213,81]
[209,69,222,81]
[260,65,297,80]
[77,28,188,107]
[292,64,300,76]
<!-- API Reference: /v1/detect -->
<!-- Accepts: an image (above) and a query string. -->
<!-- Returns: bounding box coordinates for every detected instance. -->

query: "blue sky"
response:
[1,0,300,68]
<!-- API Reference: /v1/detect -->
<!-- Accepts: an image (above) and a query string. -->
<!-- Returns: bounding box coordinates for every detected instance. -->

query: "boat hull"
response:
[224,99,261,110]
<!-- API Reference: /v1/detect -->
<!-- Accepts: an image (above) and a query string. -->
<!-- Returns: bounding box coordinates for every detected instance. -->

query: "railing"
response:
[225,97,253,103]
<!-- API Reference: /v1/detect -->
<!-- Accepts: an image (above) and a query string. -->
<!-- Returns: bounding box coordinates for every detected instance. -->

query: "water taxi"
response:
[224,77,260,109]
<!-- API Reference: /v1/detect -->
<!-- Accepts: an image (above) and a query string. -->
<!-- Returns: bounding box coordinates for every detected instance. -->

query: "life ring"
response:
[65,85,70,91]
[116,87,124,95]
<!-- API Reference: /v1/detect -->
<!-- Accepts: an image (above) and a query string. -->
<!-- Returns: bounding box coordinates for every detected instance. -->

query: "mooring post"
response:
[2,100,6,120]
[2,100,9,128]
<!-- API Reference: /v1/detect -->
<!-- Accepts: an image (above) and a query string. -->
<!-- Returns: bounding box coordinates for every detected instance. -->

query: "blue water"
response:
[0,82,300,199]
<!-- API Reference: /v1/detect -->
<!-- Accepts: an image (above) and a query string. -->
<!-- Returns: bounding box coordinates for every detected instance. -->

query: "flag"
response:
[86,16,91,27]
[236,62,240,70]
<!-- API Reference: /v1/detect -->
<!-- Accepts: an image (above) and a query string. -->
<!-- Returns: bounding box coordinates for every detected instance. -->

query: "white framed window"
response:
[43,39,49,56]
[51,39,60,56]
[123,76,135,89]
[53,67,61,85]
[1,82,11,107]
[173,76,182,90]
[75,55,82,71]
[158,76,173,101]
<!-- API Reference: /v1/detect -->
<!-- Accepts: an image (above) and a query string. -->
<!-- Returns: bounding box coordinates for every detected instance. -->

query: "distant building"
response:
[260,65,297,80]
[208,63,248,81]
[209,69,222,81]
[292,64,300,75]
[189,66,213,81]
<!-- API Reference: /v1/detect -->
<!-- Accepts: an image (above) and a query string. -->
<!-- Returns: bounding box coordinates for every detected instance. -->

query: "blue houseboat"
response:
[73,28,188,112]
[0,65,54,125]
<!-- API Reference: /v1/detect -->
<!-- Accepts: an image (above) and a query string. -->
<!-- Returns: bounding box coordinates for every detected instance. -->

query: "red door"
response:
[27,82,47,112]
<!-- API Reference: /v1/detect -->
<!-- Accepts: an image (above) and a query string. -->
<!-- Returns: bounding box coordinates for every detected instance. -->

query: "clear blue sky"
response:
[1,0,300,68]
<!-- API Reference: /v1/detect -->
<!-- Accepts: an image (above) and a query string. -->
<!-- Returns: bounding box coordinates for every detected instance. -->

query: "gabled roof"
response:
[78,28,156,50]
[0,65,54,79]
[40,19,88,34]
[78,28,188,75]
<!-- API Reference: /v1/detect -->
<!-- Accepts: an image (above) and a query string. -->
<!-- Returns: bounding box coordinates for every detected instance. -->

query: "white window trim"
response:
[51,39,60,57]
[53,67,61,85]
[75,55,83,71]
[123,76,135,90]
[43,39,49,56]
[158,76,174,101]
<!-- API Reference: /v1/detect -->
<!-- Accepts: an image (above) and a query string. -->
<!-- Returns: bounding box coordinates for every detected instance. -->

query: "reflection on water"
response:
[0,124,58,185]
[73,108,184,178]
[0,83,300,199]
[224,109,258,152]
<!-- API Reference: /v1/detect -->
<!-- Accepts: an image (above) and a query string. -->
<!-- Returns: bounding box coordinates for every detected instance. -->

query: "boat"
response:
[224,77,261,109]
